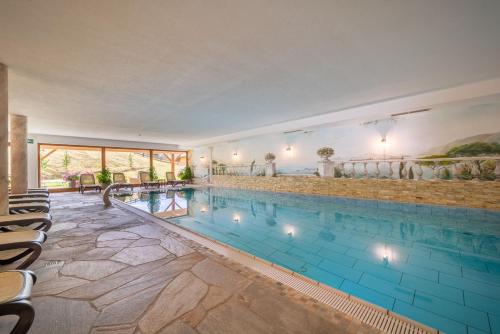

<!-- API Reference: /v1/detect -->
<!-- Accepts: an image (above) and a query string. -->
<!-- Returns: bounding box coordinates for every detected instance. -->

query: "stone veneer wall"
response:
[210,175,500,210]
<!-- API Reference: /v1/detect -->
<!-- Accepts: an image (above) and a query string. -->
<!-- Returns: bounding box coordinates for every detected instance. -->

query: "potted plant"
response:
[149,166,158,181]
[264,153,276,163]
[63,172,79,188]
[96,168,112,188]
[316,147,334,161]
[178,166,193,181]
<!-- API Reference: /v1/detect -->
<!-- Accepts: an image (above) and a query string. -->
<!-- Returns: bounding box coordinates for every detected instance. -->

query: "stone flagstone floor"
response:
[0,192,382,334]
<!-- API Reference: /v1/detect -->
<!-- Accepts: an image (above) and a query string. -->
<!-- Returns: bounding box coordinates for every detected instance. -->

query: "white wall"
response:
[192,100,500,176]
[27,133,180,188]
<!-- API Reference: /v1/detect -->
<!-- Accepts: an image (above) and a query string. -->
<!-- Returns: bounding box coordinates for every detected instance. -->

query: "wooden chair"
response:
[112,173,134,191]
[0,270,36,334]
[0,230,47,269]
[165,172,185,187]
[79,173,101,194]
[139,171,159,189]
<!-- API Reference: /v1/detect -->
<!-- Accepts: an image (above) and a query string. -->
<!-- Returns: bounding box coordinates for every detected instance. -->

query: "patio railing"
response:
[208,156,500,181]
[336,156,500,181]
[213,164,266,176]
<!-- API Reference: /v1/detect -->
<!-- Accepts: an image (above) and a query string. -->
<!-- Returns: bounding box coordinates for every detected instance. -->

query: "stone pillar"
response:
[388,162,394,179]
[10,114,28,194]
[0,64,7,215]
[317,160,334,177]
[208,146,213,184]
[265,162,276,177]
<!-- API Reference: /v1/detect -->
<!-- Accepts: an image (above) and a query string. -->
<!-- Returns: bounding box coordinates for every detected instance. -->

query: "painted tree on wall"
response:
[128,153,134,169]
[446,142,500,157]
[62,151,71,170]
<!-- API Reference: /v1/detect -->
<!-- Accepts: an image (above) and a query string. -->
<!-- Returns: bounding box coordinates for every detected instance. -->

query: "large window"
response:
[105,148,151,184]
[152,151,188,180]
[38,143,188,189]
[40,145,102,188]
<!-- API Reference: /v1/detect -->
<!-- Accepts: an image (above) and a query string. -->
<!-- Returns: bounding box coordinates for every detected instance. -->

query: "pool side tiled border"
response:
[111,196,440,334]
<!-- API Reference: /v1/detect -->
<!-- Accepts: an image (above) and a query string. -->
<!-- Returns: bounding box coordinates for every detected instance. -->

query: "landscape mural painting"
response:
[192,96,500,178]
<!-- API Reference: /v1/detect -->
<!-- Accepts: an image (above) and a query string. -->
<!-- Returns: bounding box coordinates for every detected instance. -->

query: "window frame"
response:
[38,143,189,191]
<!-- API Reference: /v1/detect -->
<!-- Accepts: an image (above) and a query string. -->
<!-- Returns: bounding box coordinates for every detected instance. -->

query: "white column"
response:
[0,64,8,215]
[10,114,28,194]
[208,146,213,184]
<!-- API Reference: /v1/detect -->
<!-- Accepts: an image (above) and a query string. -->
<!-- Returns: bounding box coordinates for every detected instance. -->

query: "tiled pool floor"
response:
[119,187,500,334]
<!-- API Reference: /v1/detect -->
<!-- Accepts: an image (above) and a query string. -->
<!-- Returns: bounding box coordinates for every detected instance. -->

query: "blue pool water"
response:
[115,187,500,334]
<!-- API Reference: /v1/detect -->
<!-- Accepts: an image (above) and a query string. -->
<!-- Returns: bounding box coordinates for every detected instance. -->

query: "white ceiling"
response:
[1,0,500,146]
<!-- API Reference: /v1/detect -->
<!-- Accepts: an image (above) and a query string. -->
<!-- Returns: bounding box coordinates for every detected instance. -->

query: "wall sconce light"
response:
[200,156,206,162]
[200,207,207,213]
[232,214,241,223]
[233,151,238,157]
[285,146,292,152]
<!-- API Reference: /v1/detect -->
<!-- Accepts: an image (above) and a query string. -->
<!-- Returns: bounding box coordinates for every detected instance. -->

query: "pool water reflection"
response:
[115,187,500,334]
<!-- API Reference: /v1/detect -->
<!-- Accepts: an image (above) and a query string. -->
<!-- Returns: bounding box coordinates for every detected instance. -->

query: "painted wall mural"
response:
[192,100,500,178]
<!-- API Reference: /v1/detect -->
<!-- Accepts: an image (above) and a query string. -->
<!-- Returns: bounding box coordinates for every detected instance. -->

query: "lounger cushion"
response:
[0,213,51,225]
[0,271,34,303]
[9,197,50,204]
[9,202,50,213]
[0,230,46,245]
[10,193,49,198]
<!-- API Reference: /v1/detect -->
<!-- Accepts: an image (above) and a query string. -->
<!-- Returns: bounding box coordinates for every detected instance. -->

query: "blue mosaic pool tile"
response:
[431,206,450,217]
[377,201,397,211]
[245,241,279,257]
[485,210,500,220]
[408,254,462,276]
[413,291,490,332]
[439,273,500,297]
[431,250,490,273]
[335,237,372,251]
[464,291,500,316]
[340,280,395,310]
[286,239,322,254]
[345,248,380,263]
[468,327,490,334]
[301,264,344,288]
[359,274,414,303]
[490,314,500,334]
[268,250,306,272]
[415,204,433,215]
[318,259,363,282]
[467,208,486,219]
[388,262,439,282]
[462,267,500,286]
[400,273,463,304]
[260,237,292,252]
[400,204,416,213]
[318,249,357,267]
[393,300,467,334]
[286,247,323,266]
[430,248,461,263]
[237,243,273,260]
[315,241,349,255]
[487,262,500,275]
[353,260,402,283]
